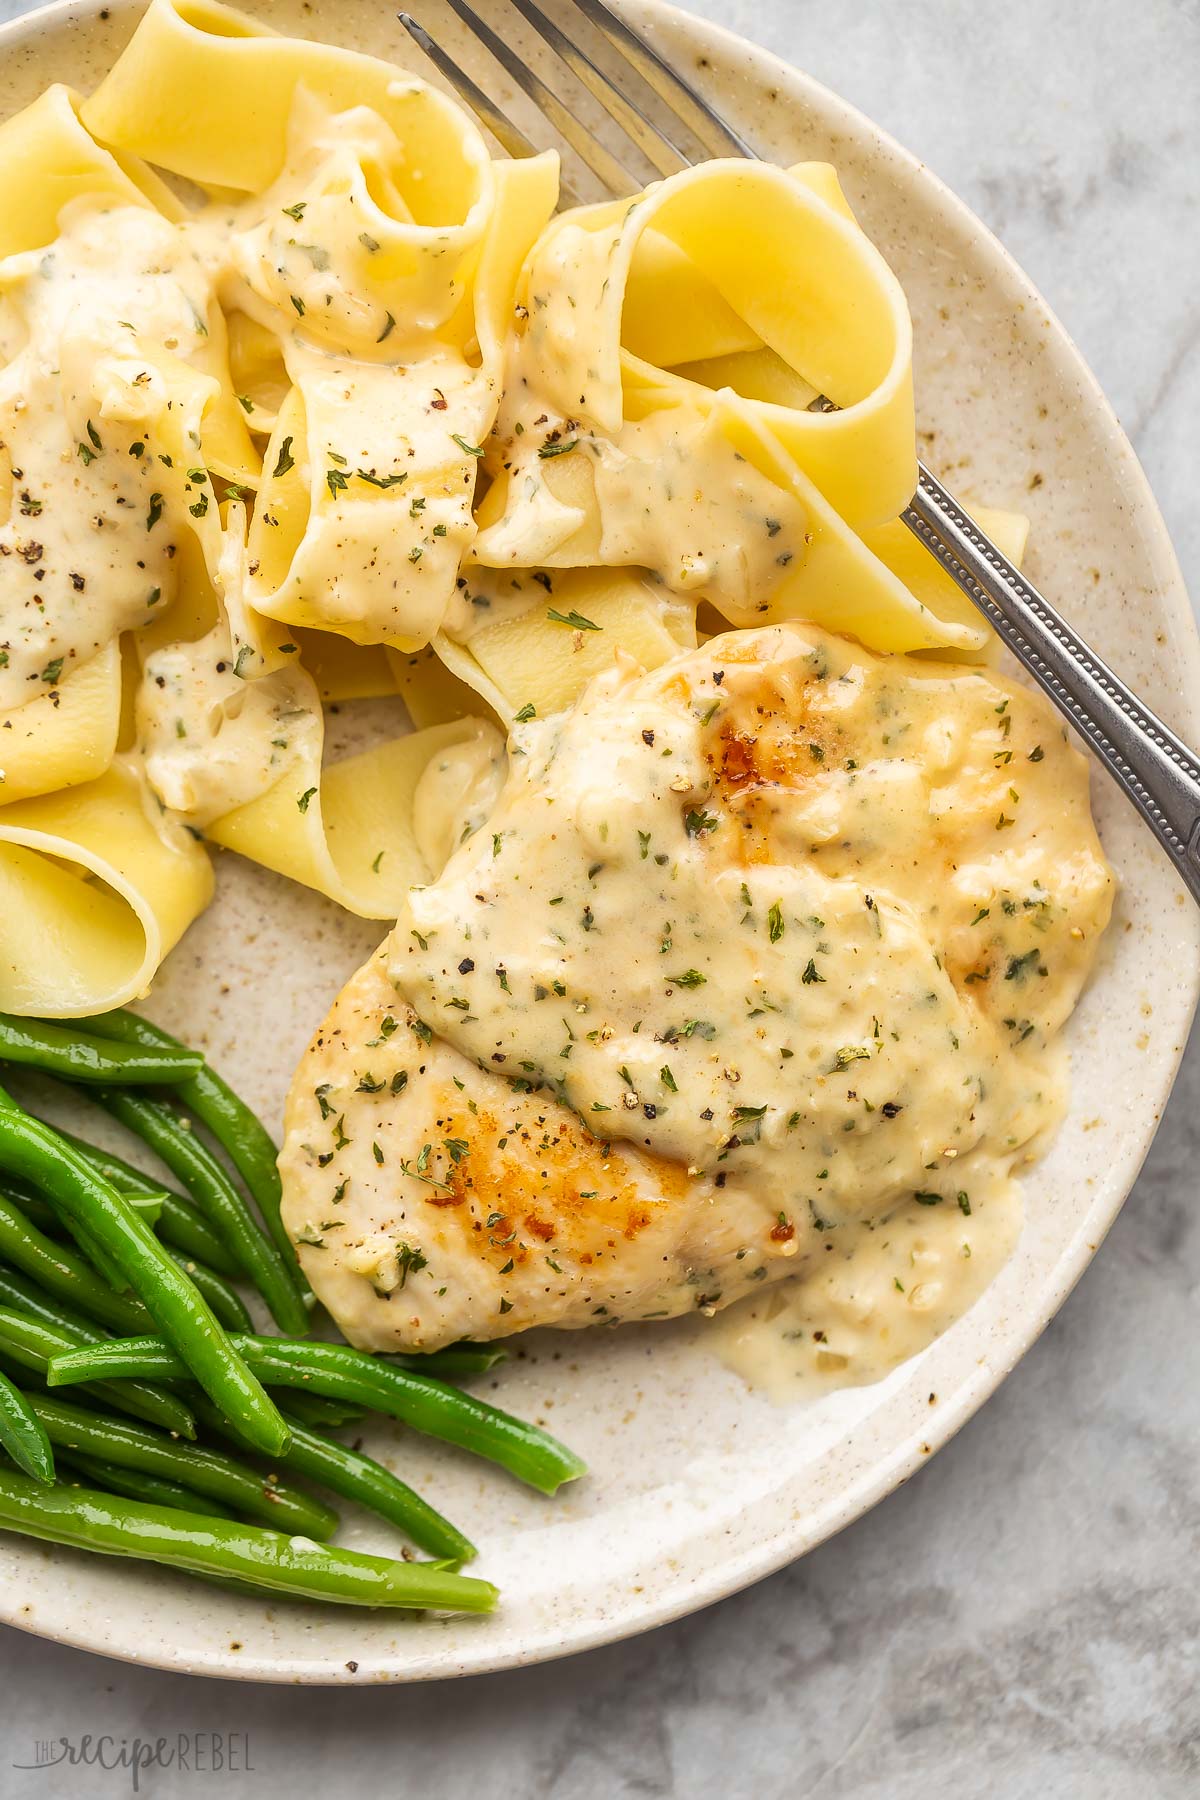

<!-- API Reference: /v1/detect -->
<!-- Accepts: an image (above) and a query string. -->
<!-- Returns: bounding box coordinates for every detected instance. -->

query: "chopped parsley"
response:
[547,608,601,631]
[395,1243,428,1288]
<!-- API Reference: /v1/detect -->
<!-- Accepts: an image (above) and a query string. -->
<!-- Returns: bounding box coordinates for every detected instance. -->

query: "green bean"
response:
[278,1393,365,1431]
[1,1179,137,1297]
[166,1251,252,1332]
[0,1092,289,1457]
[60,1453,234,1520]
[196,1400,474,1563]
[49,1333,587,1496]
[0,1310,195,1440]
[0,1189,150,1334]
[2,1176,162,1236]
[25,1393,330,1535]
[0,1369,54,1484]
[47,1128,167,1197]
[50,1125,242,1278]
[0,1468,496,1611]
[43,1121,239,1280]
[0,1262,98,1339]
[79,1009,310,1303]
[156,1194,242,1276]
[97,1091,308,1336]
[391,1345,508,1378]
[0,1014,202,1084]
[60,1221,131,1297]
[0,1273,194,1440]
[300,1320,504,1381]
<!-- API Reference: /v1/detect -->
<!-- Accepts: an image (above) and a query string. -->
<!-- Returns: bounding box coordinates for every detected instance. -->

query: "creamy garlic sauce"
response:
[243,340,483,645]
[0,200,219,707]
[473,199,814,617]
[709,1152,1025,1399]
[411,719,507,874]
[371,621,1111,1353]
[138,636,320,827]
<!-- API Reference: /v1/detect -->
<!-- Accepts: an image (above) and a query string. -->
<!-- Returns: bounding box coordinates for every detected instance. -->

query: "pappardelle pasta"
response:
[0,0,1028,1014]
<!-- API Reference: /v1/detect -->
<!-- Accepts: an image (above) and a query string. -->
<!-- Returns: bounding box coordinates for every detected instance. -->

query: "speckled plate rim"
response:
[0,0,1196,1684]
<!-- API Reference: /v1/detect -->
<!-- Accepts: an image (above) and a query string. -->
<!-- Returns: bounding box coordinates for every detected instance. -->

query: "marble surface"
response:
[0,0,1197,1793]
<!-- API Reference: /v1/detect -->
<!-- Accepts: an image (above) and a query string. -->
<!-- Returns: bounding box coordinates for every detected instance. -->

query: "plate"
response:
[1,0,1197,1683]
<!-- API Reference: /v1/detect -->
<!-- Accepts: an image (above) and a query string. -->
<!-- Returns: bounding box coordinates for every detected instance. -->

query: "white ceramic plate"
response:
[1,0,1196,1684]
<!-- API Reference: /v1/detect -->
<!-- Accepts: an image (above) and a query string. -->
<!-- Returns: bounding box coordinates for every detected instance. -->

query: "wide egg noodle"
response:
[0,73,236,1013]
[0,641,122,805]
[386,644,495,733]
[621,160,915,525]
[82,0,489,204]
[0,756,213,1017]
[0,199,256,708]
[433,567,698,727]
[863,503,1031,655]
[0,82,185,258]
[242,148,558,651]
[129,508,420,913]
[292,630,396,704]
[206,716,503,918]
[82,0,558,649]
[470,158,980,656]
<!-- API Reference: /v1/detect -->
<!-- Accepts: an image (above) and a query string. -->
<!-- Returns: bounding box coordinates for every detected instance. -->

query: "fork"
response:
[402,0,1200,907]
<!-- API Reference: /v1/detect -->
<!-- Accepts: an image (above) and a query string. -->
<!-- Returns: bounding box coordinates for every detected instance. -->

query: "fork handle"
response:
[904,466,1200,906]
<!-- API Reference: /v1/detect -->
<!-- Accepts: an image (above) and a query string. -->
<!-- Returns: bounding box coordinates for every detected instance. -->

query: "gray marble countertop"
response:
[0,1,1196,1795]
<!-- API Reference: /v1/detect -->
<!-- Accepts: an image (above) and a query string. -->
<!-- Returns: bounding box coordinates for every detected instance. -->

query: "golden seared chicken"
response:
[279,622,1112,1350]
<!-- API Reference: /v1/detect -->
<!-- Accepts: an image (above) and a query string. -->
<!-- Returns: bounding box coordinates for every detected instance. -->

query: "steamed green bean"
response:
[0,1015,202,1085]
[26,1393,330,1535]
[0,1092,289,1456]
[0,1309,195,1440]
[98,1090,307,1336]
[0,1469,496,1611]
[78,1009,309,1303]
[48,1332,587,1495]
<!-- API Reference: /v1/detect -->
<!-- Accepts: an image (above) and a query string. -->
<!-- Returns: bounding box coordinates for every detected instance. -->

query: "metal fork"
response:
[402,0,1200,907]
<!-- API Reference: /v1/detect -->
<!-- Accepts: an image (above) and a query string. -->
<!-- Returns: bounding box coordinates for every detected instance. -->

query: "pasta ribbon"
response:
[435,568,697,726]
[242,149,558,650]
[206,716,504,917]
[470,158,973,655]
[0,193,254,711]
[0,757,213,1016]
[864,503,1031,653]
[82,0,490,209]
[0,82,183,258]
[387,645,496,734]
[0,641,122,805]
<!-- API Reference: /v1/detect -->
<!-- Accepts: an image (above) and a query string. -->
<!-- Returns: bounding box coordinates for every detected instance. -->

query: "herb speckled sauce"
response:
[280,621,1112,1367]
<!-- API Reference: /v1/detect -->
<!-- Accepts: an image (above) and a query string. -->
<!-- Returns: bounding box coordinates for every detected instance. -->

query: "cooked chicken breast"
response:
[279,621,1112,1351]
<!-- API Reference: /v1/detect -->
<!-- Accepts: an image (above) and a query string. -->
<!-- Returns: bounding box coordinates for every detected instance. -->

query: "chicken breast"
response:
[279,621,1112,1351]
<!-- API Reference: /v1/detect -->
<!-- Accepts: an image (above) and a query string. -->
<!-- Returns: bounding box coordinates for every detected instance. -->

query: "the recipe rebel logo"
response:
[12,1732,254,1791]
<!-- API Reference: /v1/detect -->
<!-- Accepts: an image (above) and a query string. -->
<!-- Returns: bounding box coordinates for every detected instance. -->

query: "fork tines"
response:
[400,0,755,201]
